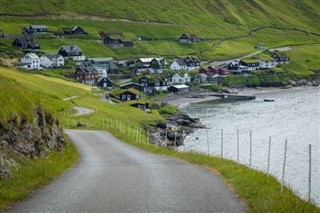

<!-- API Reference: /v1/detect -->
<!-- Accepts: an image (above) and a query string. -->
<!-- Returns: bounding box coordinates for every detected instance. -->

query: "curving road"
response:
[8,130,247,213]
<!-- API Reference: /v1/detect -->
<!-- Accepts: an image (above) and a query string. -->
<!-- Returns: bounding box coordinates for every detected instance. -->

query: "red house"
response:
[75,66,97,85]
[199,66,230,76]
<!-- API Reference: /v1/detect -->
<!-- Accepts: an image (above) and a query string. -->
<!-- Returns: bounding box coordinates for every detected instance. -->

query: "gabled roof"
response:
[112,88,140,95]
[138,58,153,63]
[109,64,119,69]
[171,84,189,89]
[172,59,186,66]
[42,54,62,60]
[24,53,39,59]
[60,45,82,53]
[172,73,182,78]
[14,36,35,45]
[87,57,113,62]
[179,33,189,39]
[120,82,143,88]
[98,76,112,83]
[76,66,96,74]
[30,25,47,29]
[255,53,275,61]
[241,58,258,64]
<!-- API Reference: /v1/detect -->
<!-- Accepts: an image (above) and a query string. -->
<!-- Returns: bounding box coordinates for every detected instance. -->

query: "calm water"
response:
[180,87,320,206]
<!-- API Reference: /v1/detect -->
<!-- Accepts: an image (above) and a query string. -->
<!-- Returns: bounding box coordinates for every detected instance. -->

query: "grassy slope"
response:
[1,67,319,211]
[0,0,320,62]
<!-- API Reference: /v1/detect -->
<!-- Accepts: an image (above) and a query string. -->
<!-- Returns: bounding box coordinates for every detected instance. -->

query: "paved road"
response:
[8,130,247,213]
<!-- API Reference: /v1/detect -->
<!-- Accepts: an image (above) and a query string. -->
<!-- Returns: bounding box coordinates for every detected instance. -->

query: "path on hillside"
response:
[214,46,292,66]
[73,106,95,116]
[8,130,247,213]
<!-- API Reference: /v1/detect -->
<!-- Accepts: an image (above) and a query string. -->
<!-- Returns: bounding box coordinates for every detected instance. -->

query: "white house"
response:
[40,54,64,68]
[19,53,41,70]
[183,73,191,83]
[170,60,187,71]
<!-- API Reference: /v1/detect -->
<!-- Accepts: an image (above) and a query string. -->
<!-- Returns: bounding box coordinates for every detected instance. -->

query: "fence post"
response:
[128,124,131,137]
[183,130,186,152]
[206,129,210,156]
[281,140,288,193]
[147,130,149,142]
[221,129,223,158]
[237,129,239,164]
[267,136,271,176]
[139,128,142,143]
[308,144,312,201]
[249,130,252,168]
[174,131,177,149]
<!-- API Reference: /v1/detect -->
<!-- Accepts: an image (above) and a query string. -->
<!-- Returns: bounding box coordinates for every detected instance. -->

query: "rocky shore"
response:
[146,112,205,147]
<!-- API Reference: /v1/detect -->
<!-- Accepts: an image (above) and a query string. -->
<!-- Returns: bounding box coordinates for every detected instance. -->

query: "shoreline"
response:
[164,86,319,106]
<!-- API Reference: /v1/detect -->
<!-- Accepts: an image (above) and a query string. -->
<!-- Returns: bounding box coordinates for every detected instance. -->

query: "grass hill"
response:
[1,0,320,32]
[0,0,320,63]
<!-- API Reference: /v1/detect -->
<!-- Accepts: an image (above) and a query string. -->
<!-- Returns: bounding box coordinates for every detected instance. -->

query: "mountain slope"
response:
[1,0,319,32]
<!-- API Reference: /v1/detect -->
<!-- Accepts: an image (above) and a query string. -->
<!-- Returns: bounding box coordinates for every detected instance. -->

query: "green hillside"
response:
[1,0,320,32]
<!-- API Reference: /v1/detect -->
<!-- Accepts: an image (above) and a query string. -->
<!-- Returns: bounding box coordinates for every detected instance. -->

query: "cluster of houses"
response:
[226,51,290,75]
[13,25,292,107]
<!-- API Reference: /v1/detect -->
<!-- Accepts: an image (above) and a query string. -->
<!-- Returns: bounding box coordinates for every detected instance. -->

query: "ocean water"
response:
[180,87,320,206]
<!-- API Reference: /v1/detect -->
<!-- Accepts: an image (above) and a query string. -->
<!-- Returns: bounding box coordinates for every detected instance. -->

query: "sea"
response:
[179,86,320,206]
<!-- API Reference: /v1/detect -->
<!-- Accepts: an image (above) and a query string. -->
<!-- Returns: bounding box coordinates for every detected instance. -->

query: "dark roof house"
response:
[12,36,40,49]
[63,26,88,35]
[75,66,97,85]
[97,76,113,89]
[24,25,47,34]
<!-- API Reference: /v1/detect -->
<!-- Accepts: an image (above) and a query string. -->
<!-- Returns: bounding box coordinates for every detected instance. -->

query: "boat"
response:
[264,99,274,102]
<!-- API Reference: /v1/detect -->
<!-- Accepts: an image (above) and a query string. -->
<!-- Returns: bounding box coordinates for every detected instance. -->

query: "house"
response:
[87,57,113,69]
[103,36,133,48]
[58,45,85,61]
[24,25,47,34]
[178,33,190,43]
[184,56,200,69]
[153,78,170,92]
[109,64,119,74]
[170,59,187,71]
[19,53,40,70]
[256,53,277,68]
[195,73,208,84]
[117,60,128,68]
[171,73,190,84]
[170,57,200,71]
[63,26,88,35]
[111,88,140,101]
[227,62,250,75]
[75,66,97,85]
[178,33,201,43]
[199,67,218,75]
[97,75,112,89]
[12,36,40,49]
[120,82,144,92]
[167,84,189,94]
[136,58,153,68]
[40,54,64,68]
[271,51,290,64]
[239,59,260,71]
[149,57,167,69]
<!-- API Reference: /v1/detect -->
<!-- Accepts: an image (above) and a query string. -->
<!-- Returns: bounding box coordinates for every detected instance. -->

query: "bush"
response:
[158,105,179,115]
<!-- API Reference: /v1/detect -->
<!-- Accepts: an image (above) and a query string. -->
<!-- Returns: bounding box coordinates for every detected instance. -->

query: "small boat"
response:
[264,99,274,102]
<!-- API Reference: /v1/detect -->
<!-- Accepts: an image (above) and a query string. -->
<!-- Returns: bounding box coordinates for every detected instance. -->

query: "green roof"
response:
[255,53,275,61]
[111,88,140,96]
[242,58,258,63]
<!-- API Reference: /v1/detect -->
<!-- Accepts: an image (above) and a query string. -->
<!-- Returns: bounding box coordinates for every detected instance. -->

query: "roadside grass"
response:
[0,137,79,211]
[1,66,319,211]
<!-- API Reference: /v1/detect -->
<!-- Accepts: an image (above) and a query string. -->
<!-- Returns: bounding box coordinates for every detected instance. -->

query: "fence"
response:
[181,128,317,204]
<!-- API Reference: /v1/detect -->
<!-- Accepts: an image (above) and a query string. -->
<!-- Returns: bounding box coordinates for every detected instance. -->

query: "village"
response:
[12,24,291,111]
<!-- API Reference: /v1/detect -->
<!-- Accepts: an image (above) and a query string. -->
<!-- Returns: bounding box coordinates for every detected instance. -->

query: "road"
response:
[8,130,247,213]
[214,46,292,66]
[73,106,95,116]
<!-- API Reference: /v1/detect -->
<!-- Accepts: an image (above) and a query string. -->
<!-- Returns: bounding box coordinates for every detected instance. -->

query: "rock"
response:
[306,82,312,86]
[0,155,13,178]
[0,140,9,152]
[297,79,307,86]
[289,80,297,86]
[5,158,20,168]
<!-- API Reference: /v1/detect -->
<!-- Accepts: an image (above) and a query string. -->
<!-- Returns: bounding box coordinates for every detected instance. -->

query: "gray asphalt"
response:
[8,130,247,213]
